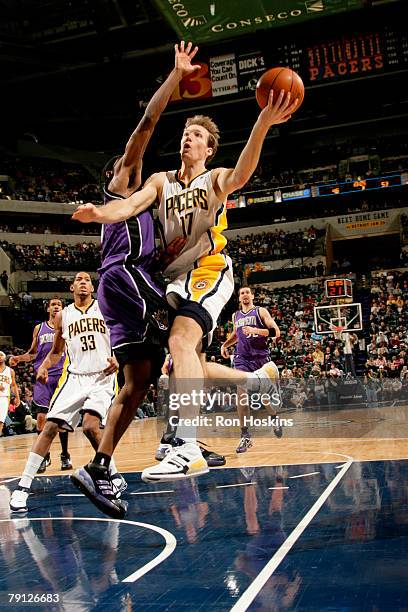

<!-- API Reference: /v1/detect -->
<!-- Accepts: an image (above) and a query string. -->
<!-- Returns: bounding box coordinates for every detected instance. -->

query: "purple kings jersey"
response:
[234,307,270,359]
[99,188,156,273]
[33,321,65,376]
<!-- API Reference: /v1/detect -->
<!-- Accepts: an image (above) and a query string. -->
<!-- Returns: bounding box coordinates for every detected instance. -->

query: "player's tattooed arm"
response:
[72,173,164,224]
[37,312,65,384]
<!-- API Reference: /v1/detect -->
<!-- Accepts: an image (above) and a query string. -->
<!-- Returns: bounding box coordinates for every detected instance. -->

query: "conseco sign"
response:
[154,0,364,42]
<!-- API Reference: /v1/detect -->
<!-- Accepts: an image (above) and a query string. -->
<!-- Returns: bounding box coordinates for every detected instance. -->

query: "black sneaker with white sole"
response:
[198,441,226,466]
[70,464,128,519]
[60,453,72,470]
[38,453,51,474]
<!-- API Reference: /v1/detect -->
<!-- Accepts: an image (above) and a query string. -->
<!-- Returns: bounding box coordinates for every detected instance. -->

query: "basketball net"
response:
[331,325,344,341]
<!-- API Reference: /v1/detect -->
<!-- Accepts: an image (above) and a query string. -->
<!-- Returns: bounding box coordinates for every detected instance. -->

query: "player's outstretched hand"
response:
[72,203,101,223]
[9,356,19,367]
[157,236,186,271]
[175,40,200,77]
[103,356,119,376]
[161,353,172,376]
[221,344,229,360]
[37,367,49,384]
[258,89,299,128]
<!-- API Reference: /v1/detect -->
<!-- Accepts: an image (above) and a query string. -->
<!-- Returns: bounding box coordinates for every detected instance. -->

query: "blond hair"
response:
[184,115,220,163]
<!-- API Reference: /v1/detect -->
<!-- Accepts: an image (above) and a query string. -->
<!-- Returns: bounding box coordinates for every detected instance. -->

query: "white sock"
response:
[109,458,117,475]
[176,424,197,444]
[19,452,45,490]
[182,438,198,446]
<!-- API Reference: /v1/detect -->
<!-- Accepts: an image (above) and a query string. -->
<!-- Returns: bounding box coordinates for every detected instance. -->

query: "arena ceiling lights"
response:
[154,0,364,43]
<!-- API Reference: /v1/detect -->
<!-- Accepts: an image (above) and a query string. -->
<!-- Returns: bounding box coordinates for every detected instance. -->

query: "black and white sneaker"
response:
[111,473,128,497]
[273,422,283,438]
[71,464,128,519]
[38,453,51,474]
[198,441,226,466]
[142,442,209,483]
[155,436,185,461]
[60,453,72,470]
[236,435,253,454]
[10,487,29,513]
[156,436,226,467]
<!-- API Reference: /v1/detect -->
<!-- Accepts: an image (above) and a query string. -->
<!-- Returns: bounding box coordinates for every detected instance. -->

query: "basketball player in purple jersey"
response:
[70,42,204,518]
[10,298,71,471]
[221,287,282,452]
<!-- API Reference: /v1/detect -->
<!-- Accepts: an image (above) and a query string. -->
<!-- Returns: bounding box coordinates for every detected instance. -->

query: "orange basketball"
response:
[256,67,304,111]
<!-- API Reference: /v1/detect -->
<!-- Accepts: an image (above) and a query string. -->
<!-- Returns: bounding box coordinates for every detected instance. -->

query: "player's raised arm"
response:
[72,174,163,224]
[213,89,299,197]
[119,42,200,169]
[37,312,65,383]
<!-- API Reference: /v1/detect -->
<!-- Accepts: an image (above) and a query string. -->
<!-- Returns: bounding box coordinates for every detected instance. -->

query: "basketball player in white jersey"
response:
[10,298,72,472]
[10,272,122,513]
[73,88,298,485]
[0,351,20,436]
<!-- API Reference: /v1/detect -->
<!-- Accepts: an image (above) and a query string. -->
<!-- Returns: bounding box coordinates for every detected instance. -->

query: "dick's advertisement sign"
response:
[154,0,364,43]
[171,51,265,102]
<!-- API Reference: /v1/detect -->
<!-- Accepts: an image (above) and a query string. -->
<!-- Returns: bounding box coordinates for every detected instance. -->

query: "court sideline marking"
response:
[0,517,176,583]
[230,457,354,612]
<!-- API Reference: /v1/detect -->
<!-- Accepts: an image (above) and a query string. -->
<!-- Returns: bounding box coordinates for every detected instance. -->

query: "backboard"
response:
[314,302,362,334]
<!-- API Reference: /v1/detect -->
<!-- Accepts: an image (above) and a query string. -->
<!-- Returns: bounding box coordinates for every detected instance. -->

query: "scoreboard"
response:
[325,279,353,299]
[302,27,408,84]
[317,174,402,197]
[169,24,408,104]
[275,26,408,85]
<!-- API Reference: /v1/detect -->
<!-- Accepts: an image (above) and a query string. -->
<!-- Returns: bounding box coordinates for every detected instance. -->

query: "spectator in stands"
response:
[0,271,8,292]
[365,371,379,406]
[342,332,358,377]
[312,344,324,365]
[21,291,33,308]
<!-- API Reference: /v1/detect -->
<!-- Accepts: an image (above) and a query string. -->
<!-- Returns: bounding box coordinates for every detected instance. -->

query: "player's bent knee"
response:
[169,332,195,354]
[42,421,58,439]
[82,426,100,442]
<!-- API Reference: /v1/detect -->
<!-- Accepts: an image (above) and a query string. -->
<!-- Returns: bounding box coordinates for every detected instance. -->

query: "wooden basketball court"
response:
[1,404,407,479]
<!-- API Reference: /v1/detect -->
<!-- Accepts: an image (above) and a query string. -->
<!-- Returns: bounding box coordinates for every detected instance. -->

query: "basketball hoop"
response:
[331,325,345,340]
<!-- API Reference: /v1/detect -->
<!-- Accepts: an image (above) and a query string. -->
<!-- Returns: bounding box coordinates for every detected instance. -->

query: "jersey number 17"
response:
[181,212,193,238]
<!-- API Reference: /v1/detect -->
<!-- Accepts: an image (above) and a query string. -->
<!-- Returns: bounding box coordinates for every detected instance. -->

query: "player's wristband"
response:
[268,328,276,338]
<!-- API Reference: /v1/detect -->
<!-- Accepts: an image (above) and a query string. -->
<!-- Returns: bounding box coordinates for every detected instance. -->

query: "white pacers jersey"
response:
[61,300,111,375]
[158,170,228,280]
[0,366,12,398]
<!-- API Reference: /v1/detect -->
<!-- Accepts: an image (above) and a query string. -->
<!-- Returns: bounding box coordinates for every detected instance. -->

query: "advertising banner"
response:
[154,0,364,43]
